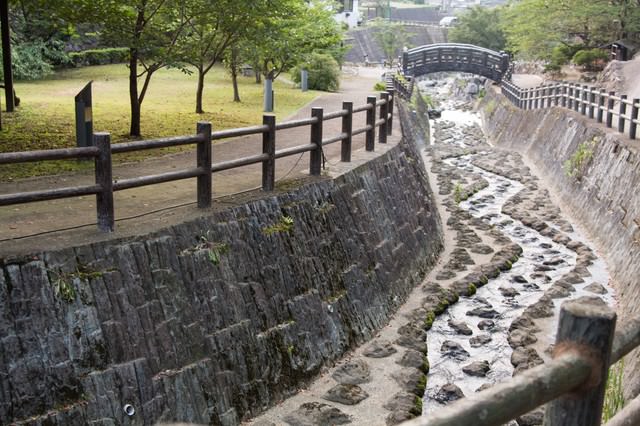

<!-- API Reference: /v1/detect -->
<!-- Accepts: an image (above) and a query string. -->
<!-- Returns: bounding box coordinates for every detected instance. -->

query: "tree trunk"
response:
[129,49,141,137]
[196,66,205,113]
[231,48,240,102]
[254,70,261,84]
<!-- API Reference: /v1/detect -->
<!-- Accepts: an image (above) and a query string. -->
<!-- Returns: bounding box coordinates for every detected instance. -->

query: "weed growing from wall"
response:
[262,216,294,235]
[602,360,625,422]
[564,137,598,180]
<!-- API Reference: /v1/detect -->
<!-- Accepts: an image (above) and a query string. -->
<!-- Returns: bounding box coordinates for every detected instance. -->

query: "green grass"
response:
[0,64,319,180]
[602,360,625,423]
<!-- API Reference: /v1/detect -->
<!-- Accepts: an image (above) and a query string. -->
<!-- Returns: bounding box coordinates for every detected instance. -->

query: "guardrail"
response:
[401,298,640,426]
[0,91,396,233]
[501,80,640,140]
[388,73,414,100]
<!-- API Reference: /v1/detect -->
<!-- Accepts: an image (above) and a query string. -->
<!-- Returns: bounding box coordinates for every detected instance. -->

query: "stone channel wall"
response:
[0,119,443,425]
[481,88,640,398]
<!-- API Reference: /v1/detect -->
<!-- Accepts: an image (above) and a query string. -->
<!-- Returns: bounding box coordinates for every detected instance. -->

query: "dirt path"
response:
[0,66,395,256]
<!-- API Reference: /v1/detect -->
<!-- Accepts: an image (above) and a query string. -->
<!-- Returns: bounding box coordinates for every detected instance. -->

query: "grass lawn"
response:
[0,64,319,180]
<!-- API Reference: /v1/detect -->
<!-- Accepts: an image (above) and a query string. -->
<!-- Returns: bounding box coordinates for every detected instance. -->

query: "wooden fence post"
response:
[379,92,389,144]
[387,89,394,135]
[94,132,114,232]
[619,95,628,134]
[534,87,539,109]
[341,101,353,162]
[581,85,588,115]
[366,96,376,151]
[196,121,212,207]
[606,92,615,128]
[262,114,276,190]
[310,107,323,176]
[544,298,616,426]
[529,88,534,109]
[588,88,596,119]
[630,98,639,140]
[561,84,568,108]
[597,89,605,123]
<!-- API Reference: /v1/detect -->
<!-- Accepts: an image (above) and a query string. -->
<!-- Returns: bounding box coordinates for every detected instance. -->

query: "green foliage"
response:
[448,6,506,51]
[502,0,640,60]
[423,311,436,330]
[48,265,104,303]
[572,49,609,71]
[184,232,229,266]
[69,48,129,67]
[8,42,54,80]
[563,138,598,179]
[370,19,410,62]
[467,283,477,296]
[373,81,387,91]
[602,360,625,423]
[410,396,423,417]
[422,94,434,108]
[263,215,295,235]
[484,99,497,116]
[291,53,340,92]
[453,183,467,203]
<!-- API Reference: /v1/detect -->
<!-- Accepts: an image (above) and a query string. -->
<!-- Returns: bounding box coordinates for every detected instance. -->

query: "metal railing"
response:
[401,299,640,426]
[0,91,396,233]
[501,80,640,140]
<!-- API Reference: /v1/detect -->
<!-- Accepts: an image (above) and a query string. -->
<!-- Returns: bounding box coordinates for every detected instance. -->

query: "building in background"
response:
[335,0,361,28]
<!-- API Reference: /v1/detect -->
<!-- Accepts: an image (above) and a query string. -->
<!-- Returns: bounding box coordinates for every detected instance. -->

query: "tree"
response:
[73,0,191,136]
[176,0,271,113]
[448,6,506,52]
[370,19,409,63]
[246,0,344,81]
[292,52,341,91]
[501,0,638,60]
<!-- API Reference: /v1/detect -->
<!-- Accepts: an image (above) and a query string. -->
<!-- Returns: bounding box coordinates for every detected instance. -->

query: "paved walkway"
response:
[0,66,401,255]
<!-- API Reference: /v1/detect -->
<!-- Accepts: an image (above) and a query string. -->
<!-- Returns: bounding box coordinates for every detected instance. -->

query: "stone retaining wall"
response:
[0,122,443,425]
[481,88,640,398]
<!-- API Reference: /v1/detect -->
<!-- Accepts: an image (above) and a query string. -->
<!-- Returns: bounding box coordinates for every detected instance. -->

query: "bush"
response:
[573,49,608,71]
[68,48,129,67]
[292,53,340,92]
[373,81,387,91]
[8,42,54,80]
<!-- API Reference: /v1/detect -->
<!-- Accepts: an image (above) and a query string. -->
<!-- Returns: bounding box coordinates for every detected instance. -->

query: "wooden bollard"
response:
[366,96,376,151]
[619,95,628,134]
[544,298,616,426]
[379,92,389,144]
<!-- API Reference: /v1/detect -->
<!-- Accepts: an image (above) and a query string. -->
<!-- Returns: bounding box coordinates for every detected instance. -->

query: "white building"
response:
[334,0,360,29]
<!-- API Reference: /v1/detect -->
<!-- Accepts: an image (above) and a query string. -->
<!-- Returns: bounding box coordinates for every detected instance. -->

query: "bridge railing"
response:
[388,73,414,100]
[501,80,640,140]
[401,299,640,426]
[0,91,396,233]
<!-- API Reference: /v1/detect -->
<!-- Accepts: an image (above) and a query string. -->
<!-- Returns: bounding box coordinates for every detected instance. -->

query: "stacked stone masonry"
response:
[0,131,443,425]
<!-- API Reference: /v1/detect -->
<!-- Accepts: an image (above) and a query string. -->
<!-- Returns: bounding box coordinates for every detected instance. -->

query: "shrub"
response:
[69,48,129,67]
[573,48,608,71]
[373,81,387,91]
[292,53,340,92]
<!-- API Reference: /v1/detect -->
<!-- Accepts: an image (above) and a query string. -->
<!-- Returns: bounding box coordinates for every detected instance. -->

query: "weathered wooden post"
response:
[581,85,588,115]
[597,89,605,123]
[366,96,376,151]
[534,87,539,109]
[561,84,568,108]
[629,98,639,140]
[387,89,394,135]
[196,121,212,207]
[544,298,616,426]
[379,92,389,144]
[588,87,596,119]
[310,107,323,176]
[341,101,353,162]
[94,132,114,232]
[262,115,276,190]
[528,88,534,109]
[574,85,581,113]
[264,78,274,112]
[606,92,615,128]
[619,95,628,133]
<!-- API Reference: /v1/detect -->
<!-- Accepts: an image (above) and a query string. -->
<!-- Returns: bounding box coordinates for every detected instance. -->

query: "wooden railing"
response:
[501,79,640,140]
[0,91,396,233]
[388,73,414,100]
[401,299,640,426]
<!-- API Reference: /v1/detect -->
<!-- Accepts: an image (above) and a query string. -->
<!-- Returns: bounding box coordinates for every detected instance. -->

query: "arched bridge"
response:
[402,43,511,82]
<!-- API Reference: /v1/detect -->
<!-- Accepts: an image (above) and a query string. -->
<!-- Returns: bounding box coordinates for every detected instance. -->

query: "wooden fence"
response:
[400,299,640,426]
[388,73,415,100]
[501,80,640,140]
[0,91,396,233]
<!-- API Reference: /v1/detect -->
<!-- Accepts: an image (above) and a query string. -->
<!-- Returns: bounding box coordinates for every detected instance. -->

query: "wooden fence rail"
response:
[400,298,640,426]
[501,80,640,140]
[0,91,396,233]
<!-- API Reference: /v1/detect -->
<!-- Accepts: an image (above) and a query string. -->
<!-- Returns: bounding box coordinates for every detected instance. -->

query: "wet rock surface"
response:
[322,384,369,405]
[284,402,352,426]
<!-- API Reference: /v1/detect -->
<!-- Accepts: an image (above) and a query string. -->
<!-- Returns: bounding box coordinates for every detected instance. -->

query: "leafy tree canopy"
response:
[448,6,506,52]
